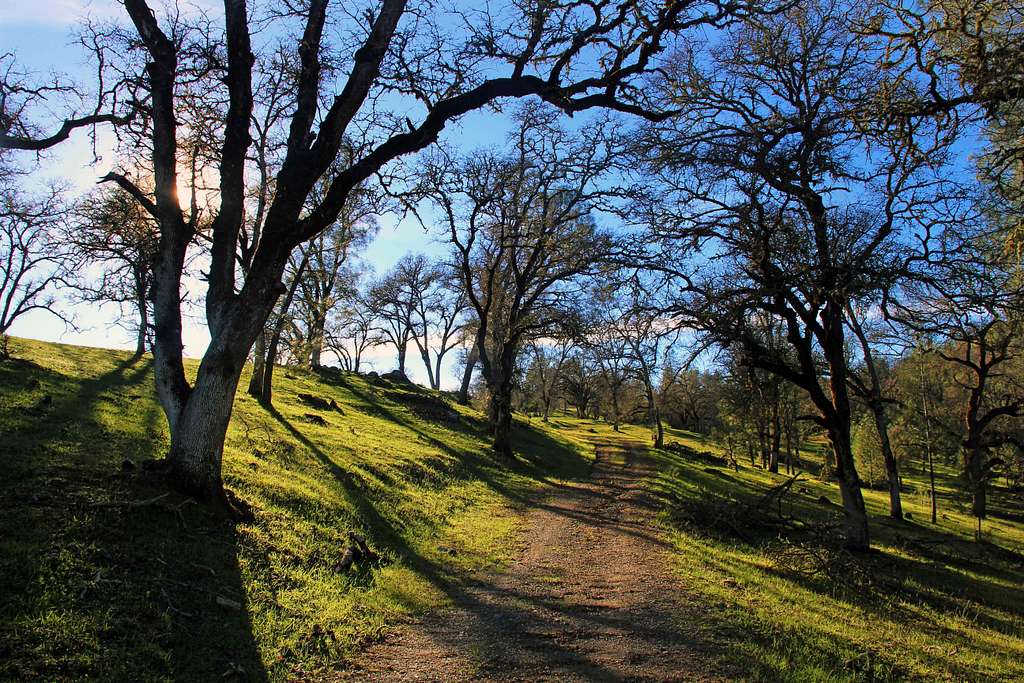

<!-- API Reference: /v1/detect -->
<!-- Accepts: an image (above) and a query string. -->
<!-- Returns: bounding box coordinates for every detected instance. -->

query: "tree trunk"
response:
[644,380,663,449]
[261,324,283,406]
[433,352,445,391]
[167,343,247,499]
[309,313,325,369]
[396,342,407,376]
[259,257,307,406]
[965,445,988,519]
[821,300,870,551]
[310,338,322,369]
[420,349,436,389]
[827,421,870,551]
[769,401,781,473]
[611,386,621,432]
[492,391,514,459]
[870,401,903,519]
[134,294,149,359]
[248,329,266,397]
[488,348,517,459]
[457,342,479,404]
[847,305,902,519]
[784,423,793,475]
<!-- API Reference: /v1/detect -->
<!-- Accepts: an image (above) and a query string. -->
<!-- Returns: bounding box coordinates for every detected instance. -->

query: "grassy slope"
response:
[552,418,1024,682]
[0,338,592,681]
[2,337,1022,682]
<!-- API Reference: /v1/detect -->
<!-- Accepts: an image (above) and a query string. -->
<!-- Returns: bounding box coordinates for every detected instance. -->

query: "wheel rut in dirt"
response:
[336,443,727,682]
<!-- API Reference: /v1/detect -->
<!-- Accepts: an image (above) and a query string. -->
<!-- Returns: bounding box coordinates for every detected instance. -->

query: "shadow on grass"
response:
[0,349,267,682]
[648,442,1024,682]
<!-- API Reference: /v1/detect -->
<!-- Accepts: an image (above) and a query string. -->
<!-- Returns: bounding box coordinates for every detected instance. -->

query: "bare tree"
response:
[410,262,469,390]
[1,0,722,499]
[0,183,74,357]
[291,197,377,369]
[370,253,434,377]
[637,0,954,549]
[324,283,379,373]
[68,184,159,358]
[526,334,574,421]
[559,350,599,419]
[420,106,614,458]
[609,294,678,449]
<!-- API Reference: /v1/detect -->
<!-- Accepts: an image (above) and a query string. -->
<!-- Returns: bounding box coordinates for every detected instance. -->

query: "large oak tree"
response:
[1,0,761,500]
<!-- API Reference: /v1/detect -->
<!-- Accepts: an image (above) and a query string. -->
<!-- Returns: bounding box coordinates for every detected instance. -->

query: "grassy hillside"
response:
[0,337,593,681]
[2,337,1022,682]
[553,419,1024,682]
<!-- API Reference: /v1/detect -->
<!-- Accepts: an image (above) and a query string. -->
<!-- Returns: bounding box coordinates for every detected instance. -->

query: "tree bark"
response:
[769,400,781,473]
[965,444,988,519]
[870,401,904,519]
[396,342,407,375]
[457,342,479,405]
[134,286,148,359]
[248,329,266,397]
[167,341,248,499]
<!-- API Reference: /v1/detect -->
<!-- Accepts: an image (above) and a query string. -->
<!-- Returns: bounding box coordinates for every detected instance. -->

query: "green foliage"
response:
[852,415,886,487]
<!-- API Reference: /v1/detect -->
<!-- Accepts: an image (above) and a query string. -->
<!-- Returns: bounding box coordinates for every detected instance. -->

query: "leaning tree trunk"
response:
[457,343,479,405]
[258,257,307,406]
[847,305,903,519]
[261,324,283,406]
[419,349,437,389]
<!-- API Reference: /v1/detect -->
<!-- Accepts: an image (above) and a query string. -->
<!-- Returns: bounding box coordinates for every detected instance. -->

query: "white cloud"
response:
[0,0,121,27]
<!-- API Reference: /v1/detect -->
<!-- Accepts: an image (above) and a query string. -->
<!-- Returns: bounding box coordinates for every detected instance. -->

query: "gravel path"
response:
[335,444,728,682]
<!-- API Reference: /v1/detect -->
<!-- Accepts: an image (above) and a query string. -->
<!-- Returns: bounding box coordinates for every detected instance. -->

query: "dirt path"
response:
[336,444,727,682]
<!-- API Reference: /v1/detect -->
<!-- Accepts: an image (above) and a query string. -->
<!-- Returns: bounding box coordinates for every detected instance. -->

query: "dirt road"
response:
[337,444,727,682]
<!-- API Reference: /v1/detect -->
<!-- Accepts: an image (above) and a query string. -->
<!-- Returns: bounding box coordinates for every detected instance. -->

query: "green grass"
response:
[551,416,1024,682]
[3,338,1022,682]
[0,338,592,681]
